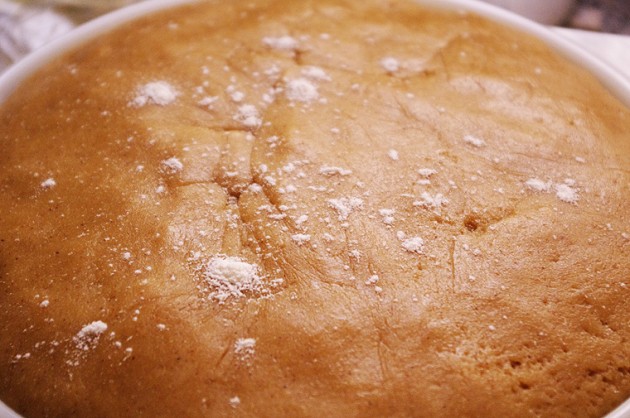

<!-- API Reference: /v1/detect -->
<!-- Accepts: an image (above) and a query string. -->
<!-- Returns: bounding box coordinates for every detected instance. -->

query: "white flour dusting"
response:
[524,178,579,203]
[263,35,298,51]
[234,104,262,129]
[328,197,364,221]
[380,57,400,73]
[379,208,395,225]
[198,96,218,108]
[413,192,448,211]
[365,275,382,293]
[73,320,108,351]
[234,337,256,362]
[319,166,352,176]
[161,157,184,174]
[302,66,331,81]
[40,178,56,189]
[131,81,178,107]
[525,178,551,192]
[417,168,438,178]
[200,255,278,303]
[285,78,319,103]
[401,237,424,254]
[229,396,241,408]
[555,183,579,204]
[291,234,311,245]
[463,135,486,148]
[365,275,379,285]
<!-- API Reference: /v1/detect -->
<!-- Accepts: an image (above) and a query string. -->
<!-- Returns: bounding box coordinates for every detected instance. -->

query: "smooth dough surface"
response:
[1,0,630,417]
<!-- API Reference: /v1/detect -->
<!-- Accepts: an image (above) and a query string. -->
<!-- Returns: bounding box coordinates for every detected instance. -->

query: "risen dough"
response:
[1,0,630,417]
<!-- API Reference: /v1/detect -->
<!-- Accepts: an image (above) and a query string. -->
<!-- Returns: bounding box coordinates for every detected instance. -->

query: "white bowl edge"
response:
[0,0,197,104]
[606,398,630,418]
[416,0,630,107]
[1,0,630,107]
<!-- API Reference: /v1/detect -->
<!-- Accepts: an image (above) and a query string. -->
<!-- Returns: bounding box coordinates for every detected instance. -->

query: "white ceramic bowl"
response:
[0,1,629,417]
[479,0,576,25]
[1,0,630,105]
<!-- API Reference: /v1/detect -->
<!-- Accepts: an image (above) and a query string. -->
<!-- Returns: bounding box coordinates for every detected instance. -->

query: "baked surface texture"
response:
[1,0,630,416]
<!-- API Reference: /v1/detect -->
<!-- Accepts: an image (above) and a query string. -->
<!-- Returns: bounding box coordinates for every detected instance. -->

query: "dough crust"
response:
[1,1,629,417]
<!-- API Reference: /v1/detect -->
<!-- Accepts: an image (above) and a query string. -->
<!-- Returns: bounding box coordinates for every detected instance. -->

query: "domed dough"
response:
[1,0,629,417]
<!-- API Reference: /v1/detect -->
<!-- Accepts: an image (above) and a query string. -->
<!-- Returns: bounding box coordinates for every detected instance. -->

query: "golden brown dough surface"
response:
[1,1,630,417]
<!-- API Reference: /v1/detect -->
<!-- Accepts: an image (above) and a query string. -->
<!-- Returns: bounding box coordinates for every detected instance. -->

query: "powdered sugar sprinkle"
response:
[161,157,184,174]
[234,337,256,362]
[401,236,424,254]
[285,78,319,103]
[73,320,108,351]
[328,197,364,221]
[463,135,486,148]
[234,104,262,129]
[413,192,448,212]
[301,66,331,81]
[41,178,57,189]
[199,255,280,304]
[554,183,579,204]
[525,178,579,204]
[263,35,298,51]
[525,178,551,192]
[291,234,311,246]
[380,57,400,73]
[131,81,178,107]
[319,166,352,176]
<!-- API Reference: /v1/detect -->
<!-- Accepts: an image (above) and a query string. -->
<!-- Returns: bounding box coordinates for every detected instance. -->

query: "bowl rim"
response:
[3,0,630,106]
[0,1,629,417]
[0,0,197,104]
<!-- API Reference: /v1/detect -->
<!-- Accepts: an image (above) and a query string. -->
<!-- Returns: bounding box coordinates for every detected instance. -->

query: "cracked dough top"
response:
[1,0,630,417]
